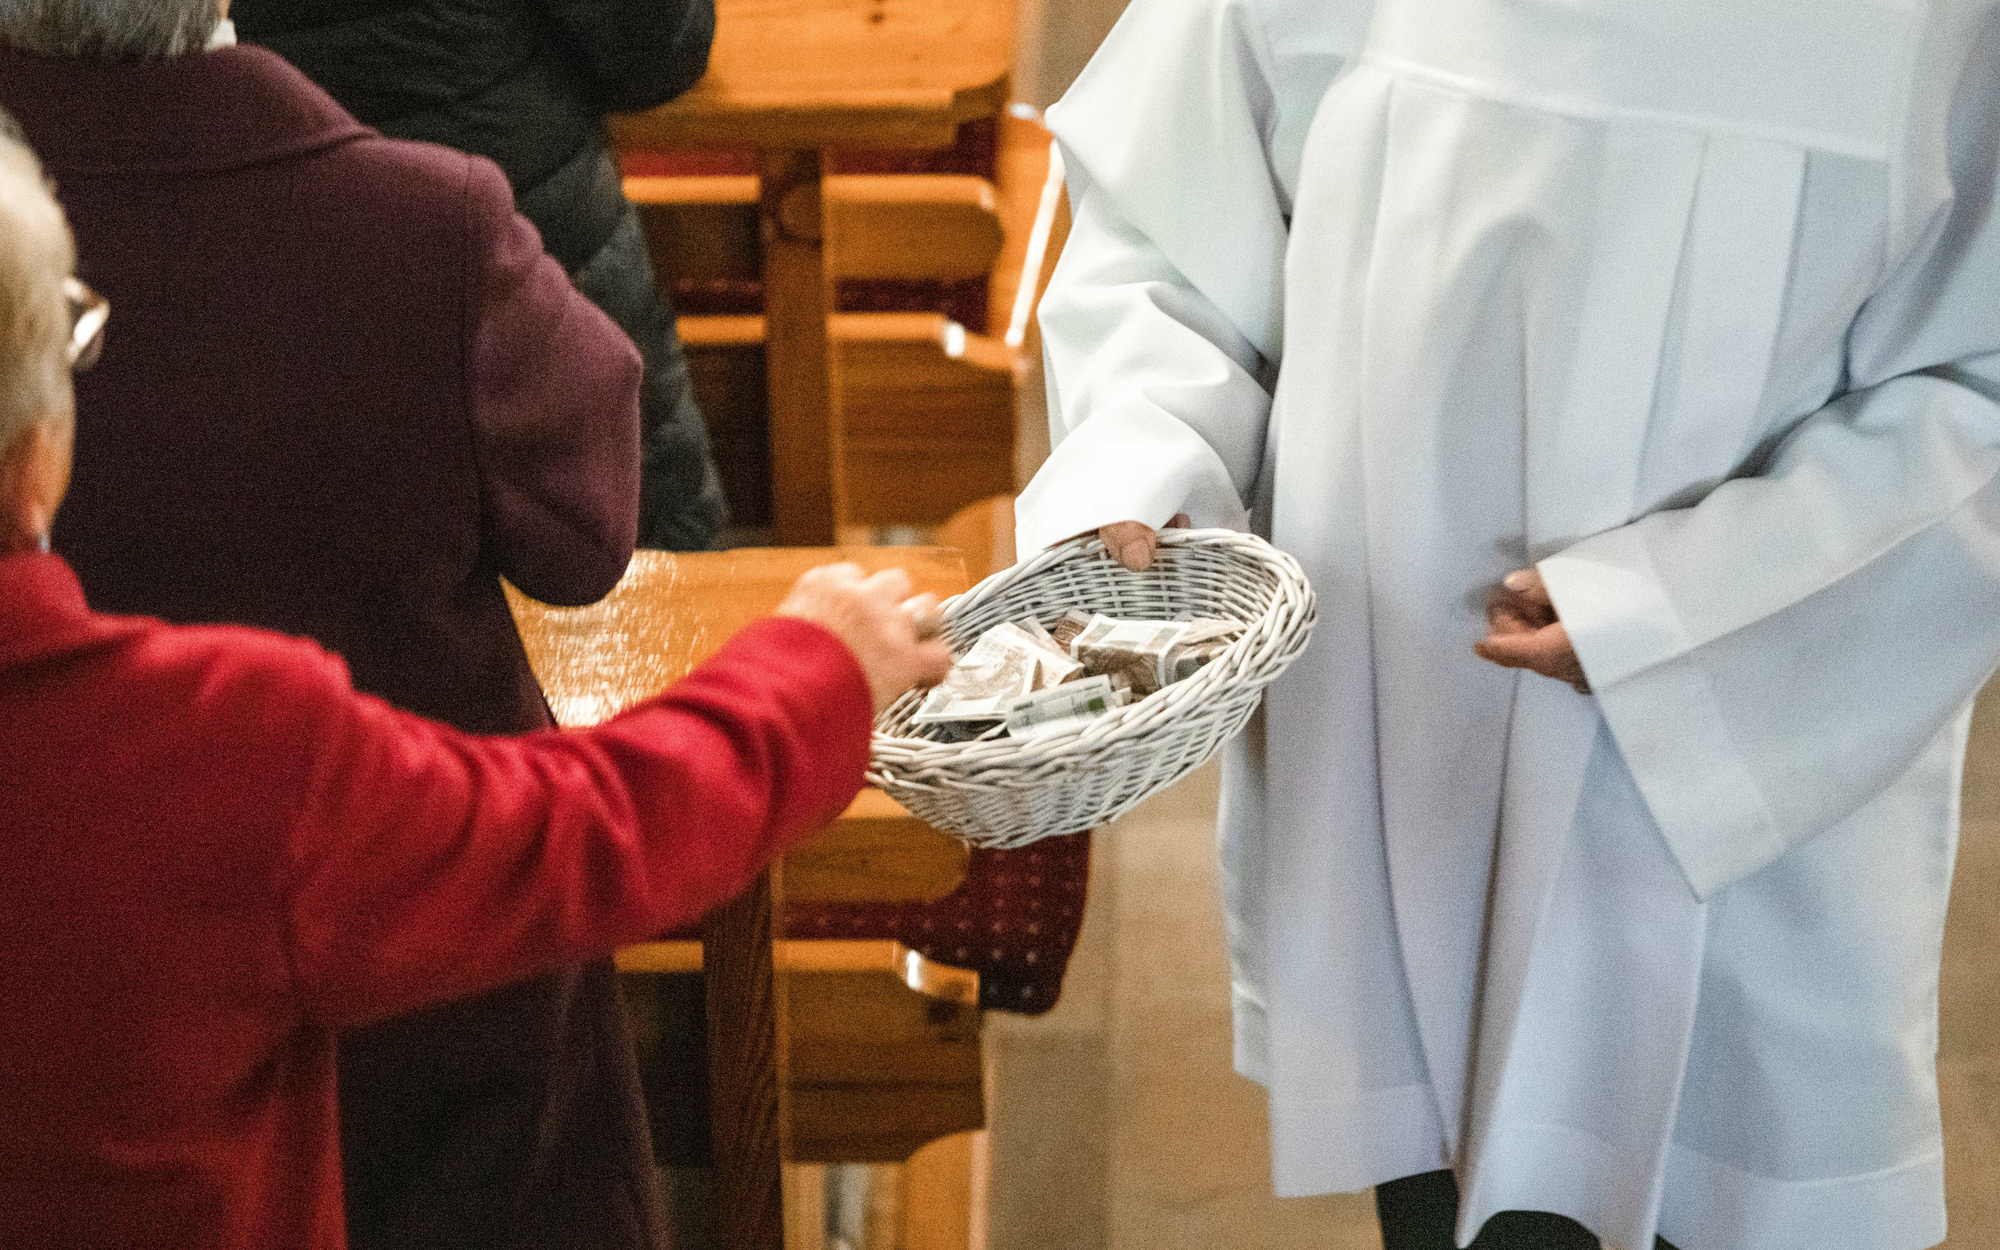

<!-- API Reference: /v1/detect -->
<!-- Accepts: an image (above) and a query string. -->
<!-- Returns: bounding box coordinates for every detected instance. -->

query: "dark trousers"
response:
[1377,1170,1681,1250]
[339,960,667,1250]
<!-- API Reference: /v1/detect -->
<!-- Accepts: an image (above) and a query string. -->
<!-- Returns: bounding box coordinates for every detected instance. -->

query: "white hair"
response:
[0,115,74,458]
[0,0,220,60]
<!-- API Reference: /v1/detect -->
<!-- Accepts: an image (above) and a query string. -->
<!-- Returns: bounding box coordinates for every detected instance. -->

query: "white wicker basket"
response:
[869,528,1316,848]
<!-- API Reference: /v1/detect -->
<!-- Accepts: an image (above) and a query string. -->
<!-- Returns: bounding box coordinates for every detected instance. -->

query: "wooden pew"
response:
[619,940,983,1163]
[632,110,1069,533]
[608,0,1016,546]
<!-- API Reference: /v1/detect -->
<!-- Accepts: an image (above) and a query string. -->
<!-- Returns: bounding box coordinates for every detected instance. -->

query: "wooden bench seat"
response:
[630,174,1006,283]
[680,311,1017,527]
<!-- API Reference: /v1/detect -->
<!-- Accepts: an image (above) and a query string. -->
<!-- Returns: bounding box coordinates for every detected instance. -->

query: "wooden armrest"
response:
[826,175,1004,281]
[623,174,760,205]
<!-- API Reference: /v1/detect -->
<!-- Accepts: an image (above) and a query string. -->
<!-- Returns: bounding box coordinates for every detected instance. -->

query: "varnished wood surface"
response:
[609,0,1012,151]
[630,174,1005,283]
[761,148,845,546]
[673,316,1018,527]
[505,545,968,727]
[623,940,986,1164]
[933,495,1016,583]
[615,939,983,1007]
[620,940,985,1164]
[788,789,970,903]
[903,1132,984,1250]
[610,0,1015,547]
[827,176,1003,281]
[986,111,1068,348]
[505,545,972,900]
[704,865,790,1250]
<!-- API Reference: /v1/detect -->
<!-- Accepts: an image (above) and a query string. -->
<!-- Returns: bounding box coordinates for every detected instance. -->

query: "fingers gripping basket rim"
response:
[868,528,1317,848]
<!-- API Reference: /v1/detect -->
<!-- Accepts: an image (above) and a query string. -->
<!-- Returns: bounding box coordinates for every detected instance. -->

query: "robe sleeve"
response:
[276,616,871,1030]
[1540,44,2000,900]
[1015,0,1345,555]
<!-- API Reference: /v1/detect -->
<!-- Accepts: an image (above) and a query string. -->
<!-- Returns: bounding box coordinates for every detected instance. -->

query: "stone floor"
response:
[984,683,2000,1250]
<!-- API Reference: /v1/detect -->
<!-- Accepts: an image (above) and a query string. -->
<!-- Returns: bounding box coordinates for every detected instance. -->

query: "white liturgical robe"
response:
[1016,1,2000,1248]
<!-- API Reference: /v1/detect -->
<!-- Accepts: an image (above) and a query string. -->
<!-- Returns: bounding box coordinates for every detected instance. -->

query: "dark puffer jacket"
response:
[237,0,728,552]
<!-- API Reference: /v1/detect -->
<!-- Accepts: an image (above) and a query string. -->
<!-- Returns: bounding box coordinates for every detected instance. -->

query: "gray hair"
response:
[0,114,74,457]
[0,0,220,60]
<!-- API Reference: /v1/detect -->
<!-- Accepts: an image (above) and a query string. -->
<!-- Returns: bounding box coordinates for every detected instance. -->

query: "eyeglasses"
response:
[65,277,107,371]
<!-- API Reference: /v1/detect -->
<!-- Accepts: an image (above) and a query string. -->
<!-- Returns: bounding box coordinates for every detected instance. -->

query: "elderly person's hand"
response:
[1474,568,1590,694]
[777,564,955,713]
[1087,513,1192,573]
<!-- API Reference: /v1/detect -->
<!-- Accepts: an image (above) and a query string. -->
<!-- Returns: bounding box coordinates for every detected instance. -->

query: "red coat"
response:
[0,44,658,1249]
[0,553,871,1250]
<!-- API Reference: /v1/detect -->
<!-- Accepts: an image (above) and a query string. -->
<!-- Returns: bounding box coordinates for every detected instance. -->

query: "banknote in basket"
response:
[1167,618,1247,683]
[1005,675,1124,739]
[1070,616,1188,696]
[912,622,1047,723]
[1049,608,1094,650]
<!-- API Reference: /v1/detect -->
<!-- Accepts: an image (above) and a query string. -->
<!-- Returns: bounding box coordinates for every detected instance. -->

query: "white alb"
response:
[1017,1,2000,1247]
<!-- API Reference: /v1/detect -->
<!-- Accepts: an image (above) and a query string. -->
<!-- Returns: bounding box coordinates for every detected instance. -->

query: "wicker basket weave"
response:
[869,528,1317,848]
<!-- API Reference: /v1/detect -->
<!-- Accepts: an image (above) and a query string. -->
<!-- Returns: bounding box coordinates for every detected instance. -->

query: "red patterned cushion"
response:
[790,833,1091,1015]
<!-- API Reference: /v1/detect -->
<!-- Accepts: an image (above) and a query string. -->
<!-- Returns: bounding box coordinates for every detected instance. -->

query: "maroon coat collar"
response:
[0,43,370,178]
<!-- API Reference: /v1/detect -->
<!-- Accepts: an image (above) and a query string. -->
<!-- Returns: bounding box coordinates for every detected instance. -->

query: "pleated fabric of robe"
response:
[1016,2,2000,1247]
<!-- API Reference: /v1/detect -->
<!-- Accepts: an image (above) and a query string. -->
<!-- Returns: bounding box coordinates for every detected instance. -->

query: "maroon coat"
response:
[0,45,658,1250]
[0,553,870,1250]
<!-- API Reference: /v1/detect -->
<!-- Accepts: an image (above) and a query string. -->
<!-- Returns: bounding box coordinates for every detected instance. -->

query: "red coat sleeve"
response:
[278,616,870,1030]
[462,155,642,607]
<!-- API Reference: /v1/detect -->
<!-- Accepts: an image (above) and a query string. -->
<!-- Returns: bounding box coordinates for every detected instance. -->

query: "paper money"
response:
[1069,615,1188,696]
[929,718,1009,743]
[1167,618,1245,683]
[1015,616,1063,651]
[912,610,1249,738]
[1036,652,1084,690]
[1180,618,1247,643]
[912,622,1047,723]
[1049,608,1094,650]
[1013,616,1084,689]
[1170,638,1233,683]
[1004,675,1125,739]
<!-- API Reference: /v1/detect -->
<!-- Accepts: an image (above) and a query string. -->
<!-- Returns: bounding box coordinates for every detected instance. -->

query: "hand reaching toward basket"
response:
[1091,513,1192,572]
[776,564,955,713]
